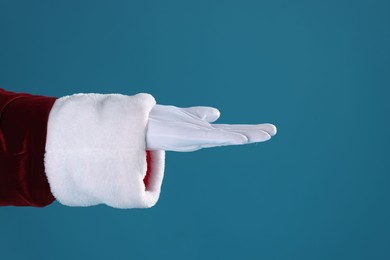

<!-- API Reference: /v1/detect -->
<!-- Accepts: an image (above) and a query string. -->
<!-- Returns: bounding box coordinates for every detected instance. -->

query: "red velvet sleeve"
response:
[0,88,56,207]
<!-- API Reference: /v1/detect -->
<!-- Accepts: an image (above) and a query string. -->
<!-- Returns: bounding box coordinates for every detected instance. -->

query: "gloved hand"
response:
[146,104,277,152]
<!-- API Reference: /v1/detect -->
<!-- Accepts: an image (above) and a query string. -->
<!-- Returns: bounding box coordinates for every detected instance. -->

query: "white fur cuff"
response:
[44,93,165,209]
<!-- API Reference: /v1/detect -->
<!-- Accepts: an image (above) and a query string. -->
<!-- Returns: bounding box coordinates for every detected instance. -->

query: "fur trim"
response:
[44,93,165,208]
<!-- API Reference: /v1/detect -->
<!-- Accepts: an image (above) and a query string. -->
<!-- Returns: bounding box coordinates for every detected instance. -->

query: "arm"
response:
[0,88,276,208]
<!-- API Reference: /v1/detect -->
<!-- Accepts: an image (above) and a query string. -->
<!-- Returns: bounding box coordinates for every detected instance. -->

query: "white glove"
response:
[146,104,277,152]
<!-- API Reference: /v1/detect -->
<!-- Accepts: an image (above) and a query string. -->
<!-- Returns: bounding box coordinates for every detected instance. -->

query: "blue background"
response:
[1,1,389,259]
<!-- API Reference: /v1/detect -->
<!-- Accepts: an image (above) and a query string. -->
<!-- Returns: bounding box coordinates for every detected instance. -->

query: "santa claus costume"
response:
[0,88,165,208]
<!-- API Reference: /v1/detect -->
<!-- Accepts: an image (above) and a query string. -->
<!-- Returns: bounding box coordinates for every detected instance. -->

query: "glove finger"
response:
[221,128,271,143]
[147,127,248,152]
[212,123,277,136]
[181,106,221,123]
